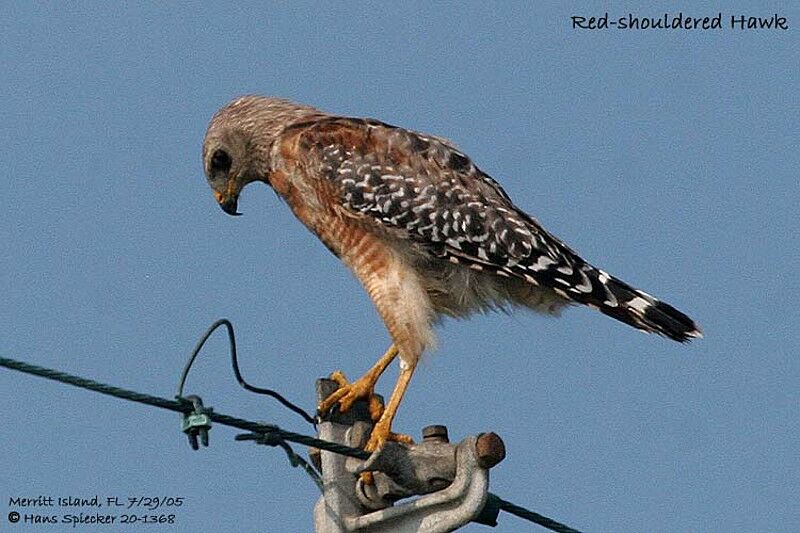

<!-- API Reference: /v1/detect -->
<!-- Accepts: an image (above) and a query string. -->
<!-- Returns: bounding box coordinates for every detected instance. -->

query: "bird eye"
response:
[210,149,232,173]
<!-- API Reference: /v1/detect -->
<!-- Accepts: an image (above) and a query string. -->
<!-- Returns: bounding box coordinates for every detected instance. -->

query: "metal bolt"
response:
[475,432,505,469]
[421,425,449,443]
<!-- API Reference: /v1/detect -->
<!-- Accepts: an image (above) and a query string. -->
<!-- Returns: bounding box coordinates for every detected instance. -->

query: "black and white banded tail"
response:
[573,264,702,342]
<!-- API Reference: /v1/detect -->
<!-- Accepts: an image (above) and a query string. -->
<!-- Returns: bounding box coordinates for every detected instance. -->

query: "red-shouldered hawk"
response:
[202,95,702,452]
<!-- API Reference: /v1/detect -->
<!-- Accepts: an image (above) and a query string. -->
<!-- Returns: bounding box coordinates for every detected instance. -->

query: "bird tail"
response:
[568,262,703,343]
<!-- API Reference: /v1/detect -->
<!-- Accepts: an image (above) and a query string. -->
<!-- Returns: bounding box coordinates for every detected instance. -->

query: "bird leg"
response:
[363,356,417,453]
[354,357,417,485]
[318,345,398,422]
[318,344,417,486]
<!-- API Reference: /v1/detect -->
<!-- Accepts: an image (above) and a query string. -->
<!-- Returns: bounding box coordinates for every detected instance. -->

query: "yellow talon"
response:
[317,346,399,422]
[317,370,384,420]
[359,430,414,485]
[365,428,414,453]
[316,345,418,486]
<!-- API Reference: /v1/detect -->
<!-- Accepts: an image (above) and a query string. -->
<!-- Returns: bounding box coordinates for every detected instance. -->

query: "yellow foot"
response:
[365,428,414,453]
[359,426,414,485]
[317,370,384,422]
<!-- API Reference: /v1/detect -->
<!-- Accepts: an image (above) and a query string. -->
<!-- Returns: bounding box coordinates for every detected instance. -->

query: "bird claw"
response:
[364,423,414,453]
[317,370,384,422]
[359,429,414,485]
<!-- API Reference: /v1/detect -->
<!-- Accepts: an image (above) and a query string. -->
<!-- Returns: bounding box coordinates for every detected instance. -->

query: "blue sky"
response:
[1,2,798,532]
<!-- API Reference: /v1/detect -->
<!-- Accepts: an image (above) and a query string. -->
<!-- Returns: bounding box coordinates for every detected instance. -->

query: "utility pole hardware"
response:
[313,378,506,532]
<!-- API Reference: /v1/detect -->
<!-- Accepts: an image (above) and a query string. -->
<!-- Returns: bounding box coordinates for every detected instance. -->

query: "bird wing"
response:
[275,116,701,341]
[278,117,575,275]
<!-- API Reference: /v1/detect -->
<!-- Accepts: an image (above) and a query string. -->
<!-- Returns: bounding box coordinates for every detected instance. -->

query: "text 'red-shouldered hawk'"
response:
[203,95,702,452]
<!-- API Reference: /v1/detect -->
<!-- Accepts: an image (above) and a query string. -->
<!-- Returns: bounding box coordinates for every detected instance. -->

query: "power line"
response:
[485,495,582,533]
[0,356,365,459]
[1,355,582,532]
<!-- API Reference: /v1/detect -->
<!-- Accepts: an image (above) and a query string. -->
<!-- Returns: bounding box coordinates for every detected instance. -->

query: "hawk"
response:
[202,95,701,452]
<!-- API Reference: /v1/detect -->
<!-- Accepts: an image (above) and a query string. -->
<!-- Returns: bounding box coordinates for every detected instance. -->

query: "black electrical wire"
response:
[2,323,586,533]
[177,318,316,425]
[1,354,583,532]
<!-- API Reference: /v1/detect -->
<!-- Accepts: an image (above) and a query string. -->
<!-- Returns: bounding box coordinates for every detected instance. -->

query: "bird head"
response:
[202,95,321,216]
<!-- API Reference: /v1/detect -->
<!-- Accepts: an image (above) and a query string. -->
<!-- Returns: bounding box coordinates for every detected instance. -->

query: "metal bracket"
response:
[313,379,505,533]
[178,394,212,450]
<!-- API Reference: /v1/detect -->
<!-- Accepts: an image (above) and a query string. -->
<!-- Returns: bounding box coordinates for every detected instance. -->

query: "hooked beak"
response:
[214,190,242,216]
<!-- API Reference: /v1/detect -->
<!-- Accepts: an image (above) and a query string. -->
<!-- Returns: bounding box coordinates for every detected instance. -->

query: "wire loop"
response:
[177,318,316,426]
